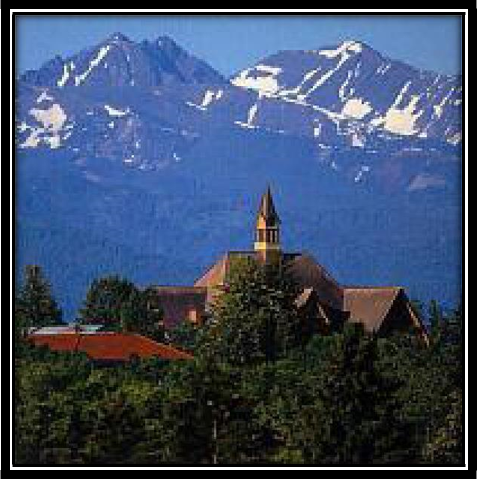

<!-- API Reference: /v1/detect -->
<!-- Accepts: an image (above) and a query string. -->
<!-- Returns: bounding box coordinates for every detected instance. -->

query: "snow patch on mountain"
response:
[317,40,363,58]
[247,103,258,126]
[341,98,373,119]
[339,71,353,101]
[57,63,72,87]
[186,101,206,111]
[351,132,365,148]
[75,46,111,86]
[298,52,352,100]
[354,165,370,183]
[433,89,454,119]
[19,129,41,148]
[379,95,422,136]
[278,68,319,100]
[283,42,361,102]
[368,82,424,136]
[29,104,67,131]
[104,104,130,117]
[376,63,391,75]
[231,64,282,95]
[408,173,446,191]
[18,121,28,132]
[36,91,54,104]
[19,104,68,149]
[200,89,223,108]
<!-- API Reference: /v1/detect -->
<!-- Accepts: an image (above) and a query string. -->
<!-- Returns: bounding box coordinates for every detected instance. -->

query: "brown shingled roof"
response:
[194,251,344,311]
[343,287,402,332]
[286,254,344,310]
[190,247,422,340]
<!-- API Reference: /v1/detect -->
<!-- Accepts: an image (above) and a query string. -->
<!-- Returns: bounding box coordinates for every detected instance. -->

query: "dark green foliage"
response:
[14,275,464,466]
[167,319,200,353]
[307,325,406,464]
[421,304,464,464]
[376,304,464,465]
[244,326,412,465]
[15,265,63,332]
[422,389,463,464]
[79,275,138,326]
[200,257,302,365]
[79,276,164,340]
[154,359,261,464]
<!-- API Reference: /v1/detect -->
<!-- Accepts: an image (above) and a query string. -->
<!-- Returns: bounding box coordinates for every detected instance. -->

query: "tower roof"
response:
[257,186,280,227]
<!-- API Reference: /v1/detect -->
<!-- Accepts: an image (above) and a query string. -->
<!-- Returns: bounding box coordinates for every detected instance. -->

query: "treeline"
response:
[14,261,463,465]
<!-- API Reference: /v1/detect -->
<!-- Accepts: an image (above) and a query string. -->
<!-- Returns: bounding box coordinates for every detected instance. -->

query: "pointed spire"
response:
[257,185,280,227]
[254,186,282,261]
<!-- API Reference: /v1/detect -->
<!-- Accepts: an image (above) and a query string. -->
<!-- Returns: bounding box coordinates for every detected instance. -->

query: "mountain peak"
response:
[107,32,132,43]
[314,39,365,58]
[342,39,368,48]
[156,34,176,43]
[340,39,364,49]
[19,32,226,89]
[155,35,183,51]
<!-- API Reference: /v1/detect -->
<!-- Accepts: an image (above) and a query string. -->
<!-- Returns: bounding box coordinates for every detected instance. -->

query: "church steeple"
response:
[254,186,281,263]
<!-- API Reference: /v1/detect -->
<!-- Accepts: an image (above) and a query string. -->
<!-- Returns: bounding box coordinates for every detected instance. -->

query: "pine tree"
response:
[78,275,136,327]
[15,265,63,332]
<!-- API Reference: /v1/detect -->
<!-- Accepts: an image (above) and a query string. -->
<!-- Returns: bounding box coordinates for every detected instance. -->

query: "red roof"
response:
[27,332,193,361]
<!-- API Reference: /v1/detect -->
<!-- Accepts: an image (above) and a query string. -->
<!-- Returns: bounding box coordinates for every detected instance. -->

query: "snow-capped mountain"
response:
[15,35,462,318]
[16,36,461,191]
[231,40,461,145]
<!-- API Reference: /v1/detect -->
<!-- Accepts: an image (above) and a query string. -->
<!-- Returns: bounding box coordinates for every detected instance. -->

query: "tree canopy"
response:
[15,264,63,334]
[78,276,164,340]
[14,264,464,466]
[199,257,303,365]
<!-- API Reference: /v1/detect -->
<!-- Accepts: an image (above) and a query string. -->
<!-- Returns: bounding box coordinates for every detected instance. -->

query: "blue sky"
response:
[15,14,463,76]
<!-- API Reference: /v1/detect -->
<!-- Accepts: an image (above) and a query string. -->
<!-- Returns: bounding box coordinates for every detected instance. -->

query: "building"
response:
[27,325,193,362]
[152,187,427,341]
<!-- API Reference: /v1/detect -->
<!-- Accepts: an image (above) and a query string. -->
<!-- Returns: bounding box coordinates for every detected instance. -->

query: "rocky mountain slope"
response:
[15,34,462,318]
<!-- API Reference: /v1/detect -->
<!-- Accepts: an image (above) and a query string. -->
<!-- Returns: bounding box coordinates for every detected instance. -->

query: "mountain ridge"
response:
[20,33,227,90]
[15,34,462,318]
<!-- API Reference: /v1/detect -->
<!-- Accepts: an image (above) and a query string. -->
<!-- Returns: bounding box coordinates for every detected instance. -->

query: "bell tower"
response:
[254,186,281,263]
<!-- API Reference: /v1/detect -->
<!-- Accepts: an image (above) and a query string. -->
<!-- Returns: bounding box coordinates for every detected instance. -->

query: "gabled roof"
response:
[343,287,402,332]
[286,253,344,310]
[27,332,193,361]
[194,253,231,288]
[194,251,344,311]
[188,245,422,339]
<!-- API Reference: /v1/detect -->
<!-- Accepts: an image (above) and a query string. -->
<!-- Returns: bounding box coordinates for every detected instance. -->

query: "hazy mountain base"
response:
[16,134,461,320]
